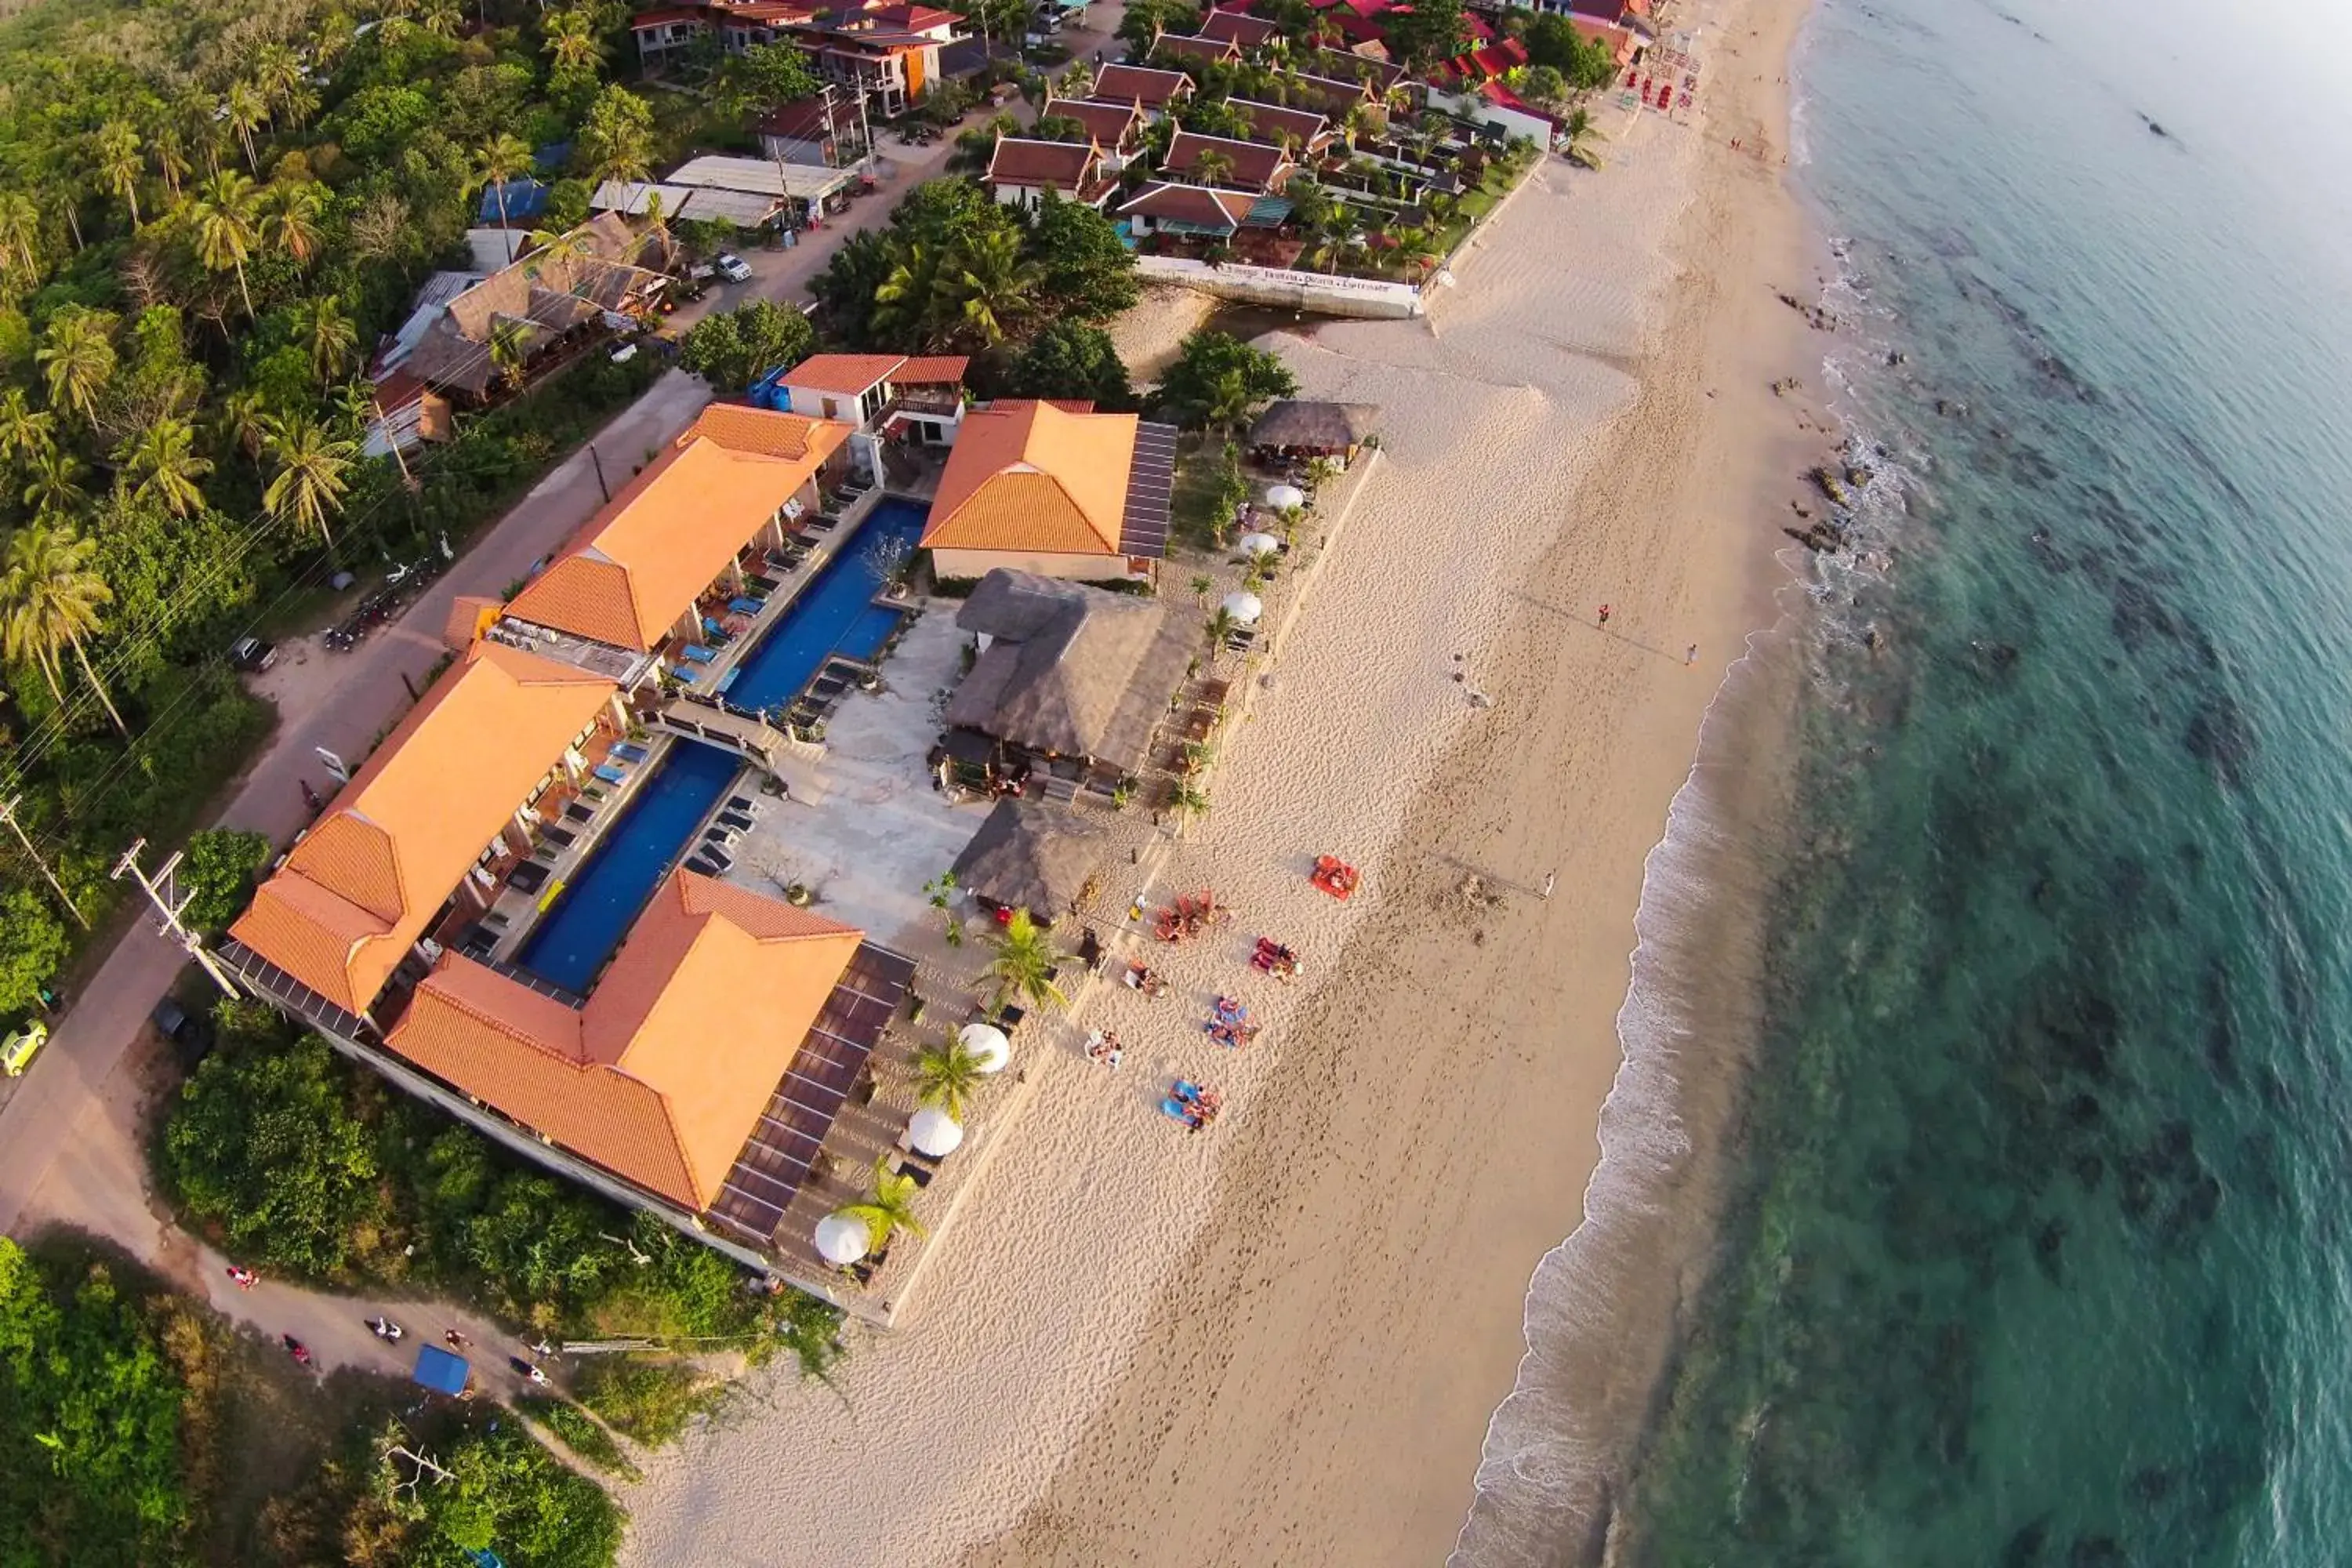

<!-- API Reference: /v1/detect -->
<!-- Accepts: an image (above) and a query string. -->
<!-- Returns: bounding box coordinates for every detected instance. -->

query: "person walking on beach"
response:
[1598,604,1611,626]
[1686,644,1700,666]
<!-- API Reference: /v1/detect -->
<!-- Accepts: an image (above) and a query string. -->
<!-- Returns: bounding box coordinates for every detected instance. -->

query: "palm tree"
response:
[978,908,1068,1011]
[420,0,463,38]
[871,240,944,344]
[473,132,534,230]
[524,223,593,269]
[254,43,305,114]
[296,296,358,385]
[116,418,212,517]
[544,7,609,78]
[218,388,275,463]
[0,522,127,737]
[1171,778,1211,819]
[0,191,38,281]
[256,178,326,268]
[94,122,143,228]
[0,388,57,469]
[1188,572,1214,606]
[1203,605,1240,664]
[910,1040,989,1120]
[21,447,86,517]
[830,1156,928,1254]
[488,319,534,391]
[185,170,260,320]
[148,127,191,206]
[938,227,1043,350]
[1192,147,1236,188]
[36,309,117,426]
[223,80,270,172]
[262,413,358,546]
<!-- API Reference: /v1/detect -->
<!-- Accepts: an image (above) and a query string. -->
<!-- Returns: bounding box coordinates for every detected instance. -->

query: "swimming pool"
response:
[511,498,928,993]
[724,498,927,711]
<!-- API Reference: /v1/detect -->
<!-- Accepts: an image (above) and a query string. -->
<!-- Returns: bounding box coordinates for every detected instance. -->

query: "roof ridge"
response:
[431,967,589,1064]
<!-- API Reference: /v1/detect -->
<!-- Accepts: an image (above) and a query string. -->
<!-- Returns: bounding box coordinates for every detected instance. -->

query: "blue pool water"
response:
[512,499,926,992]
[725,499,926,711]
[511,742,737,993]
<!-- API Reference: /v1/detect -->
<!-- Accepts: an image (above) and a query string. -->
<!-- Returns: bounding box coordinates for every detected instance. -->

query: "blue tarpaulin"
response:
[413,1345,470,1396]
[477,178,551,225]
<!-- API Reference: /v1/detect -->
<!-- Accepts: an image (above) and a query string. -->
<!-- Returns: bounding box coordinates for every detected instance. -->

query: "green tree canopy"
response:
[1029,192,1140,322]
[1152,330,1299,431]
[176,828,272,935]
[1002,321,1135,408]
[0,887,69,1018]
[679,299,817,393]
[1382,0,1468,69]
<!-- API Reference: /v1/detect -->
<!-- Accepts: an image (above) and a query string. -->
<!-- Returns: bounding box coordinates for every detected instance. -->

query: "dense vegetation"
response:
[159,1000,846,1369]
[812,177,1138,357]
[0,0,675,1014]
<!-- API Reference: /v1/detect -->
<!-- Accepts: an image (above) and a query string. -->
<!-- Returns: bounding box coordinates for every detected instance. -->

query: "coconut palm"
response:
[223,80,270,172]
[254,43,306,113]
[473,132,535,230]
[295,295,358,385]
[938,227,1042,350]
[218,388,275,463]
[116,418,212,517]
[35,309,117,426]
[185,169,260,320]
[0,191,39,281]
[256,178,326,268]
[1192,147,1236,188]
[1171,778,1212,819]
[262,413,357,546]
[978,907,1068,1011]
[1189,572,1214,606]
[488,318,534,391]
[420,0,463,37]
[0,389,57,469]
[544,6,610,78]
[94,122,143,227]
[831,1156,928,1254]
[0,522,127,736]
[21,447,86,517]
[871,241,944,344]
[525,223,593,268]
[910,1040,989,1120]
[1203,604,1239,664]
[149,127,192,205]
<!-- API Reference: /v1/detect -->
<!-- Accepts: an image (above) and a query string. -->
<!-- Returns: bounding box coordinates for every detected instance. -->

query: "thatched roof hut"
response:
[1247,400,1383,459]
[945,572,1194,772]
[951,798,1109,920]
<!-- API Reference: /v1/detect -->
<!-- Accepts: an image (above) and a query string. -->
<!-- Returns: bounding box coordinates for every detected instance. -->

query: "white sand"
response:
[621,1,1828,1555]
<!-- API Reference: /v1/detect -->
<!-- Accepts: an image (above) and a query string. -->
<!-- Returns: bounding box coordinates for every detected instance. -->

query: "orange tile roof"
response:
[442,594,503,652]
[506,405,851,652]
[782,353,908,396]
[891,354,969,385]
[387,873,865,1210]
[923,403,1138,557]
[230,643,619,1014]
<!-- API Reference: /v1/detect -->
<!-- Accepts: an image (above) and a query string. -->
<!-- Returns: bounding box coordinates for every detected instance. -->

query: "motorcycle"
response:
[366,1316,405,1341]
[282,1334,313,1367]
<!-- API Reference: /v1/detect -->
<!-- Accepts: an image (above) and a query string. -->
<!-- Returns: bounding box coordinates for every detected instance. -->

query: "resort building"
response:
[503,405,855,663]
[938,569,1197,789]
[757,95,870,167]
[223,397,927,1276]
[593,155,858,235]
[1088,62,1196,118]
[1226,98,1335,155]
[949,797,1110,926]
[773,353,971,453]
[1040,96,1148,168]
[1303,43,1408,93]
[919,401,1176,586]
[1197,5,1283,50]
[630,0,958,116]
[1153,31,1239,68]
[403,213,673,402]
[1270,68,1385,123]
[983,136,1117,210]
[1117,183,1265,241]
[1159,129,1296,194]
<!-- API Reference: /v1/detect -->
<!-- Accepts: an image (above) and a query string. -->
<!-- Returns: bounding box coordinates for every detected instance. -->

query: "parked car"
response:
[151,998,215,1064]
[713,252,753,284]
[1,1019,47,1077]
[230,634,277,672]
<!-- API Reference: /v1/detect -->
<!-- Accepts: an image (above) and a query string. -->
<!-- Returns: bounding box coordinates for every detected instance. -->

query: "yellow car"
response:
[2,1019,47,1077]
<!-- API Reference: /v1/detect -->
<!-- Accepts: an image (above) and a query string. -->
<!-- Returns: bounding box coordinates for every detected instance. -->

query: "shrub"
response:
[575,1357,728,1448]
[518,1395,642,1481]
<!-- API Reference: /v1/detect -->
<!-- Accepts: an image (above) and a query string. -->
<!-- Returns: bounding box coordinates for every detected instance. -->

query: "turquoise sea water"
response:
[1499,0,2352,1562]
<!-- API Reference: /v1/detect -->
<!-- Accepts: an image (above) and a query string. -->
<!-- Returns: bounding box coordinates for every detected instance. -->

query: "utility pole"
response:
[0,795,88,929]
[587,443,611,503]
[111,838,242,1000]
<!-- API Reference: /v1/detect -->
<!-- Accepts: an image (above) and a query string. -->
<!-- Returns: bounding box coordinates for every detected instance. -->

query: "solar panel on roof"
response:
[1120,422,1178,560]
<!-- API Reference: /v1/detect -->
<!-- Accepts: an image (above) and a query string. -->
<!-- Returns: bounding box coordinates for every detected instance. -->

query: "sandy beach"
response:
[619,0,1828,1559]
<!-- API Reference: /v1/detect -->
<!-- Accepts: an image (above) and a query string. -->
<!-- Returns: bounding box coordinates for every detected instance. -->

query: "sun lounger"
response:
[729,597,763,615]
[509,862,550,894]
[680,644,717,664]
[717,811,754,832]
[702,826,737,846]
[610,742,649,764]
[593,763,626,785]
[702,616,727,637]
[747,573,780,593]
[543,826,576,848]
[684,855,723,877]
[726,795,759,814]
[563,802,594,823]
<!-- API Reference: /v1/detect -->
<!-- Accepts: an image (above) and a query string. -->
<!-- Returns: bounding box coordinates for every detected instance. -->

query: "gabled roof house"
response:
[984,136,1116,209]
[921,402,1177,584]
[1161,130,1295,194]
[1089,62,1196,116]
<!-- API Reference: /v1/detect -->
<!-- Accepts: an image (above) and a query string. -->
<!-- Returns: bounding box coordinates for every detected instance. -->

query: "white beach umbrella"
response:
[1236,531,1281,557]
[1221,592,1264,625]
[815,1211,870,1267]
[909,1106,966,1157]
[958,1022,1011,1073]
[1265,483,1306,512]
